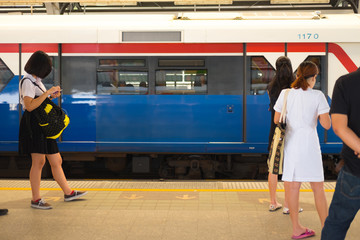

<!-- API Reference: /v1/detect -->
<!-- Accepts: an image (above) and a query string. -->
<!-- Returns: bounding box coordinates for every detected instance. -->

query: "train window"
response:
[155,70,207,95]
[99,59,145,67]
[0,58,14,93]
[158,59,205,67]
[249,56,275,95]
[97,70,148,95]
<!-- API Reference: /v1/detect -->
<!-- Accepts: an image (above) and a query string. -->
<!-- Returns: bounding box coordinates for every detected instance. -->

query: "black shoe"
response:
[0,209,8,216]
[64,190,87,202]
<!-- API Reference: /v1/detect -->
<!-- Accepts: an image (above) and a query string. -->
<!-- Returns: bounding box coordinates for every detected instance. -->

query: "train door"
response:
[95,57,151,151]
[151,56,244,153]
[0,51,17,151]
[287,43,327,144]
[206,56,244,147]
[60,54,97,152]
[245,43,283,152]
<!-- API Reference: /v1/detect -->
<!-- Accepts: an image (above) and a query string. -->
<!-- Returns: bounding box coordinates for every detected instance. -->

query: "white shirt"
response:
[19,73,46,110]
[274,88,330,182]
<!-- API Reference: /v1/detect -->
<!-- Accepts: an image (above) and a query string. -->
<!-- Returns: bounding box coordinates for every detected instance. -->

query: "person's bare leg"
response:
[268,172,282,208]
[285,181,307,236]
[310,181,328,227]
[46,153,72,195]
[30,153,46,201]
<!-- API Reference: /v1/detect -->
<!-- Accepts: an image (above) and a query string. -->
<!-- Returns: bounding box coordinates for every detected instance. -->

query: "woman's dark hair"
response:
[24,51,52,79]
[268,56,294,98]
[291,61,318,90]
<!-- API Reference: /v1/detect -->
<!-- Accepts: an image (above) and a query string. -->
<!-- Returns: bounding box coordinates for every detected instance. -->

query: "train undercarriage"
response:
[0,152,341,180]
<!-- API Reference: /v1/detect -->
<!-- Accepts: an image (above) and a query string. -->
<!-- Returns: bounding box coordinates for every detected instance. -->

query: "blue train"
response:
[1,13,359,178]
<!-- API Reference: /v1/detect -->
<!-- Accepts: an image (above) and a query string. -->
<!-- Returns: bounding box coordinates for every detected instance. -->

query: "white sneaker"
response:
[283,207,303,214]
[269,204,282,212]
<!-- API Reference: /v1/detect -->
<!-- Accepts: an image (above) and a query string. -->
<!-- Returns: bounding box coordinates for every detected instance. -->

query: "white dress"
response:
[274,88,330,182]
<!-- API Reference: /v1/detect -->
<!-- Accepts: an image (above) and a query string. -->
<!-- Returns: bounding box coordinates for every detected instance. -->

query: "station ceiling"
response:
[0,0,357,14]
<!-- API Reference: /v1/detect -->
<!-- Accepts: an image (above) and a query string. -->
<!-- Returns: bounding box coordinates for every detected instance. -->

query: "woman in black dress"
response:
[19,51,87,209]
[267,56,294,212]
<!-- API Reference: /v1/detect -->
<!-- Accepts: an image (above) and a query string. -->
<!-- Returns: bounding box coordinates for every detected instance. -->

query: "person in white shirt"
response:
[19,51,87,210]
[274,61,331,239]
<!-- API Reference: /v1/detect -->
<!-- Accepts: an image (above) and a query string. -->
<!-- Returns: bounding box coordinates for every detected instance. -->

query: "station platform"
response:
[0,179,359,240]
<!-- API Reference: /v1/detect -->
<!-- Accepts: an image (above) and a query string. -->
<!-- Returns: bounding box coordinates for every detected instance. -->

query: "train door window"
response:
[62,57,97,95]
[97,70,148,95]
[41,56,59,90]
[206,56,243,95]
[155,70,207,95]
[303,56,323,90]
[0,58,14,93]
[249,56,275,95]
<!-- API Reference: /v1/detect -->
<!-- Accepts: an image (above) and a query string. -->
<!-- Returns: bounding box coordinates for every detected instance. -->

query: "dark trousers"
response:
[321,168,360,240]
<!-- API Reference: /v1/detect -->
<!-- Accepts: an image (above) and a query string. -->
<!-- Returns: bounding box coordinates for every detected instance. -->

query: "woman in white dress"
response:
[274,61,331,239]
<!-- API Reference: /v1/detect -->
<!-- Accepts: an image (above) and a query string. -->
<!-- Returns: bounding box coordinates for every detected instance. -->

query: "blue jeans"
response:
[321,168,360,240]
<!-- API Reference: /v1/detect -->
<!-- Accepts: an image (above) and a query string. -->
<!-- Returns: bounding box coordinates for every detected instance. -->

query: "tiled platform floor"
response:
[0,179,359,240]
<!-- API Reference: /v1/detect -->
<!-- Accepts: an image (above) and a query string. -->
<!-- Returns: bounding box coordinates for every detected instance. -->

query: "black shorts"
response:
[18,111,59,155]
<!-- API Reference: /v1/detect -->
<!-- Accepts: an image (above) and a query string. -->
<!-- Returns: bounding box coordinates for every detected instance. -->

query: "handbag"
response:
[33,97,70,139]
[20,78,70,139]
[267,89,290,175]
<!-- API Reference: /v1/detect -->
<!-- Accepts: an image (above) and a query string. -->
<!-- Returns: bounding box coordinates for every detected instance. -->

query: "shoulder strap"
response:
[19,77,29,99]
[20,77,45,99]
[279,89,291,123]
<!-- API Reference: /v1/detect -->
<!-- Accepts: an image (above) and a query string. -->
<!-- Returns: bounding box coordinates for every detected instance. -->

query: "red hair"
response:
[291,61,318,90]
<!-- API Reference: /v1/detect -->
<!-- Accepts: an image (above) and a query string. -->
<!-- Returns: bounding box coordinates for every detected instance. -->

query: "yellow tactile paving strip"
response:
[0,179,336,192]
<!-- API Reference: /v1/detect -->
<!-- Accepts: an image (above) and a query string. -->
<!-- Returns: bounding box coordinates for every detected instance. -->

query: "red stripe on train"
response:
[247,43,285,52]
[288,43,326,52]
[0,44,18,52]
[0,44,58,53]
[328,43,358,73]
[62,43,322,54]
[61,43,244,53]
[22,44,58,53]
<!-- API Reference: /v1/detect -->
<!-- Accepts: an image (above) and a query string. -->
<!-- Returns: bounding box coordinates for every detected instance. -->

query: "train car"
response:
[0,12,359,178]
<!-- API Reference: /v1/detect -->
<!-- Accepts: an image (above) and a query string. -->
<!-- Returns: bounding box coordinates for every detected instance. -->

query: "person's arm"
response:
[332,113,360,156]
[24,86,60,112]
[319,112,331,130]
[273,90,285,124]
[274,111,281,124]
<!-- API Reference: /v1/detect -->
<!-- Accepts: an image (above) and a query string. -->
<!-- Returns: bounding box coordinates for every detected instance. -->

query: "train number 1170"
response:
[297,33,319,40]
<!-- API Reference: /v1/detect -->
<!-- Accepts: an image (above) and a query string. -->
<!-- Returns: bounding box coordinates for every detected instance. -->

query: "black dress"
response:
[18,102,59,155]
[267,90,279,151]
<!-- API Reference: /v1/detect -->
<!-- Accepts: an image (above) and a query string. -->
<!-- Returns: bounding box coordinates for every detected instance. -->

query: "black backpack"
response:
[20,78,70,139]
